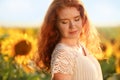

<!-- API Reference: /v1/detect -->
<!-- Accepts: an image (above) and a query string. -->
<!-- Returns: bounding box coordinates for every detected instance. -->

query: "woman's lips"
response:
[69,30,78,34]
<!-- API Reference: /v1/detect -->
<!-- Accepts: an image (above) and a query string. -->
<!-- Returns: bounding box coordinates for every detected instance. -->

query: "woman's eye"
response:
[75,17,80,21]
[61,20,68,24]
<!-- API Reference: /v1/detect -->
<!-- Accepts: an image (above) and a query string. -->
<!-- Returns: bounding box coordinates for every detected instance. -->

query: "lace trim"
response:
[51,48,74,76]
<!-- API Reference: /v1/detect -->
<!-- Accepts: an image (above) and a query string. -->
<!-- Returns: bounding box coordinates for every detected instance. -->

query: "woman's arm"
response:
[51,47,74,80]
[53,73,72,80]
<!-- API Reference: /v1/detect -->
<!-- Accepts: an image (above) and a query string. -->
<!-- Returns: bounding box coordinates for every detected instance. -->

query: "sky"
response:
[0,0,120,28]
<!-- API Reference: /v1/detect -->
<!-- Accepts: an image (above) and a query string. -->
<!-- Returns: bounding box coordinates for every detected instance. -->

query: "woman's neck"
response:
[60,38,80,47]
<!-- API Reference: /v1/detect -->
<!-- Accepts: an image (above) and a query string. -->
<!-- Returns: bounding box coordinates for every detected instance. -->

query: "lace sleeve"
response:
[51,48,74,77]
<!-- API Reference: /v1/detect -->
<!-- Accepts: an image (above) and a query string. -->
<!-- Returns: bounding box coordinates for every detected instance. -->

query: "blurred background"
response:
[0,0,120,80]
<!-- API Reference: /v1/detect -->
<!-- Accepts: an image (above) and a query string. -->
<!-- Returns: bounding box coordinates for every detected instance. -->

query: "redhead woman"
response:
[37,0,103,80]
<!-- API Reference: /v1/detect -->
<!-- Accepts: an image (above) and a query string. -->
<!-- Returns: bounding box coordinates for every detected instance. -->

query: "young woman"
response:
[37,0,103,80]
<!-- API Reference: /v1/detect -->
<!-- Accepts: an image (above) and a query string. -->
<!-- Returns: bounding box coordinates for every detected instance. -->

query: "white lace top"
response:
[51,43,103,80]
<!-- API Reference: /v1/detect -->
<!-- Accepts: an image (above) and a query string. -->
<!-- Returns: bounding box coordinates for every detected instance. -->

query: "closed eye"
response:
[60,20,69,24]
[74,16,81,21]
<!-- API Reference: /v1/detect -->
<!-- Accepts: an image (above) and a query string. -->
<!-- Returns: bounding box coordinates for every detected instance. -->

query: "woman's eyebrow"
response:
[58,18,69,21]
[59,15,80,20]
[74,15,81,18]
[58,15,81,21]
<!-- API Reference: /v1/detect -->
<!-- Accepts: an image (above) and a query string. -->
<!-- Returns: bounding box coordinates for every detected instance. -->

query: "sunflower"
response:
[116,58,120,73]
[0,28,4,35]
[111,39,120,58]
[111,39,120,73]
[100,40,113,59]
[1,31,38,73]
[24,28,37,37]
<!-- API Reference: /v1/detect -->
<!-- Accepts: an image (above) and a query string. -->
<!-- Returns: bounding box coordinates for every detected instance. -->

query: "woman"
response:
[37,0,103,80]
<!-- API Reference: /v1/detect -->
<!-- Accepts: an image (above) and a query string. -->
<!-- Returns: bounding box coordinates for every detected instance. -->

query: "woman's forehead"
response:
[57,7,80,19]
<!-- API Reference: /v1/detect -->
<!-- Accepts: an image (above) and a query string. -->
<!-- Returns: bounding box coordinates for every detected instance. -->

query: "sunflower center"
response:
[100,43,106,52]
[110,39,115,45]
[14,40,31,56]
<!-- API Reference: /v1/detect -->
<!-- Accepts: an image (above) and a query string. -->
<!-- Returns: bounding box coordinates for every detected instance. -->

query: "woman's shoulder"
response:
[54,43,73,52]
[55,43,71,49]
[52,43,74,57]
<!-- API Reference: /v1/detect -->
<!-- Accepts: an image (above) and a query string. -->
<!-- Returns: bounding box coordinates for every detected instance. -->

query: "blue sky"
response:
[0,0,120,27]
[83,0,120,27]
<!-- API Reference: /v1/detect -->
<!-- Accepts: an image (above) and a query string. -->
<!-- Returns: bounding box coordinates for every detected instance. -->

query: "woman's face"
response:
[57,7,82,40]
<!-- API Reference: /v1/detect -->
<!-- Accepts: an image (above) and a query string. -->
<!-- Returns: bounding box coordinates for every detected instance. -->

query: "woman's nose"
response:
[69,20,75,28]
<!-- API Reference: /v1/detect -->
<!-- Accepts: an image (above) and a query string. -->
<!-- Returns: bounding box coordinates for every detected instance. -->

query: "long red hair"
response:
[37,0,102,71]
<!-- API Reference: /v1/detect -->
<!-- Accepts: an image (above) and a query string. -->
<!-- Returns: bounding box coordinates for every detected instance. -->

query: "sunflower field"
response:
[0,26,120,80]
